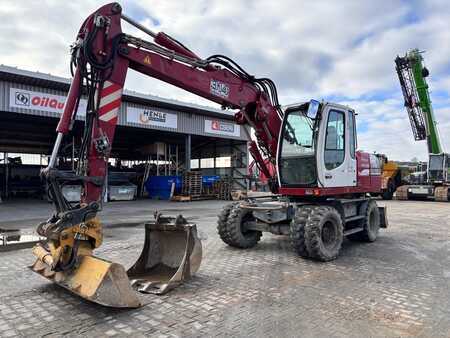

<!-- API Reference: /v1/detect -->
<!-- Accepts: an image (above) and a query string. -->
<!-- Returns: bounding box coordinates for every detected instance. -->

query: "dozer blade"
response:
[30,213,202,308]
[434,186,449,202]
[127,214,202,295]
[394,185,409,200]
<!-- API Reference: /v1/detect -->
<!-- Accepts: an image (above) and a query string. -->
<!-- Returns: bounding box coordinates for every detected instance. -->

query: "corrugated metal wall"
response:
[0,80,250,141]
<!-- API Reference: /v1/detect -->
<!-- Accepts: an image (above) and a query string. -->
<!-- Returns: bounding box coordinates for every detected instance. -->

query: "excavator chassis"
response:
[31,214,202,308]
[218,196,388,262]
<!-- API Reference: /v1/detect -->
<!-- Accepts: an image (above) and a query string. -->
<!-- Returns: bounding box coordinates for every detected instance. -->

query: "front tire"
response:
[304,206,343,261]
[290,206,312,258]
[217,203,236,245]
[221,204,262,248]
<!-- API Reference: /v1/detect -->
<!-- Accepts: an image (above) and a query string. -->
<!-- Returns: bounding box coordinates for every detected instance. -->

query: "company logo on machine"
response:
[210,79,230,98]
[9,88,86,115]
[15,92,30,106]
[211,120,235,133]
[139,110,167,124]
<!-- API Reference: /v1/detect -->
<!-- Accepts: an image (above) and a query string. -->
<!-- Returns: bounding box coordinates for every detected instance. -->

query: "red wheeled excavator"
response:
[31,2,388,308]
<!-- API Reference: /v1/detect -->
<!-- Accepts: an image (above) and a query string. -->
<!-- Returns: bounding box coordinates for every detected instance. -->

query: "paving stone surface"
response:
[0,199,450,337]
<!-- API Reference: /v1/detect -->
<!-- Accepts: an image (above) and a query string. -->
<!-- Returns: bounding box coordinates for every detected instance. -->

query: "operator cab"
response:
[277,100,358,189]
[428,153,449,183]
[278,101,318,187]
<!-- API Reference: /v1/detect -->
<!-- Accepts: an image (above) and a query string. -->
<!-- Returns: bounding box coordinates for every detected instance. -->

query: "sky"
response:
[1,0,450,161]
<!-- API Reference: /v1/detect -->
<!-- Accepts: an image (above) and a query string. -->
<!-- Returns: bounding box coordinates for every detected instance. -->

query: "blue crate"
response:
[145,176,182,199]
[202,175,220,187]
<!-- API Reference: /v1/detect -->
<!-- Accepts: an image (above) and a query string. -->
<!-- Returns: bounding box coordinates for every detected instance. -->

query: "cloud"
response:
[0,0,450,161]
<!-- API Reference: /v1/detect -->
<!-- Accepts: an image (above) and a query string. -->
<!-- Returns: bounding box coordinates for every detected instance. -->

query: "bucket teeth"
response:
[32,264,46,274]
[31,259,49,275]
[129,279,140,287]
[44,270,56,279]
[130,279,160,293]
[54,272,65,283]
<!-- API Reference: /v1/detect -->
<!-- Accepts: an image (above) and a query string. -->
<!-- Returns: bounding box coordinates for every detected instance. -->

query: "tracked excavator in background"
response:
[32,2,388,308]
[395,49,450,201]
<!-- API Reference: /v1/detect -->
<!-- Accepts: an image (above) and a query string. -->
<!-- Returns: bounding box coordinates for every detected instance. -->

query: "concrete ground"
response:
[0,198,450,337]
[0,198,232,231]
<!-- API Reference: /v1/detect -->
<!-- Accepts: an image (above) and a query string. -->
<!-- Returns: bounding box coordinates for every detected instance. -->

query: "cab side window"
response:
[324,110,345,170]
[349,111,356,159]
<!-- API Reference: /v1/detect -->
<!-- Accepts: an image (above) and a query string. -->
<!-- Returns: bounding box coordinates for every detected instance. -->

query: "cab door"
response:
[316,105,357,187]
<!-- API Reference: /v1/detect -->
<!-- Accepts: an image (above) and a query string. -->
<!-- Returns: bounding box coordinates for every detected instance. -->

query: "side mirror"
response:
[306,99,320,118]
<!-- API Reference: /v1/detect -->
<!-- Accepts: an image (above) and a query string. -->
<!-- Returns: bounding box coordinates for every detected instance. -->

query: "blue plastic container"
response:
[145,176,182,200]
[202,175,220,187]
[145,175,221,199]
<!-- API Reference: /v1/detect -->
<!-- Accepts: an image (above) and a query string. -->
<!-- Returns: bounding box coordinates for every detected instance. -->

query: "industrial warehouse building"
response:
[0,65,250,201]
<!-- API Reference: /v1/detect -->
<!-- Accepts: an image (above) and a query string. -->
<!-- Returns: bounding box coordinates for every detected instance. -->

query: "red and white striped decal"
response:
[98,80,122,123]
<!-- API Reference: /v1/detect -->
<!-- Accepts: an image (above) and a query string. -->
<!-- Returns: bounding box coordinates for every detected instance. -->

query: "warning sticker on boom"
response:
[210,79,230,98]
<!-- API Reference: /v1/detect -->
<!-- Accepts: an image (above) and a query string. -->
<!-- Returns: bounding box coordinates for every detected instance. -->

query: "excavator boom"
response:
[32,2,284,307]
[395,49,442,154]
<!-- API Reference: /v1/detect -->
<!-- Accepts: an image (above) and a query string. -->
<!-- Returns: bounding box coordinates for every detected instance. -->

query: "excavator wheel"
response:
[304,206,343,262]
[348,200,380,242]
[217,202,238,245]
[222,204,262,249]
[290,206,312,258]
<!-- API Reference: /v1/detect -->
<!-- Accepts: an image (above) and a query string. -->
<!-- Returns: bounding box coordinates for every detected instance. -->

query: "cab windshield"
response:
[428,154,445,181]
[279,108,317,186]
[429,154,444,171]
[282,112,315,156]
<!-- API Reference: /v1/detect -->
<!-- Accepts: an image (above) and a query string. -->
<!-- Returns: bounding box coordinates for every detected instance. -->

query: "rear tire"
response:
[304,206,343,261]
[290,206,312,258]
[348,200,380,242]
[224,204,262,248]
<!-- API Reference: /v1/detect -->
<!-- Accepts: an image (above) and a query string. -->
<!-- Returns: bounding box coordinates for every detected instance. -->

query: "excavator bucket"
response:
[30,214,202,308]
[31,253,142,308]
[127,214,202,294]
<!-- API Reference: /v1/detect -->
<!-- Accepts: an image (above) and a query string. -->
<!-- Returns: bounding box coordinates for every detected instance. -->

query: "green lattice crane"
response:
[395,49,449,201]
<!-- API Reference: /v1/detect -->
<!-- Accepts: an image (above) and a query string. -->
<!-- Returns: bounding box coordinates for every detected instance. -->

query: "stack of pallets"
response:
[182,171,202,196]
[214,176,233,200]
[172,173,239,202]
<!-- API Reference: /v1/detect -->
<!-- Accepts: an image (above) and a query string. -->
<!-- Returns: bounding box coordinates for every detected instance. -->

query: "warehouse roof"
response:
[0,64,235,120]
